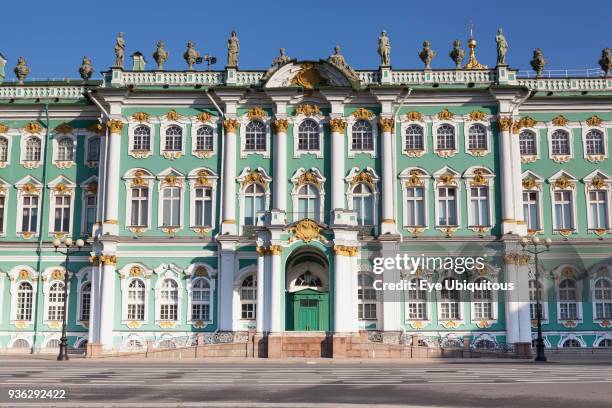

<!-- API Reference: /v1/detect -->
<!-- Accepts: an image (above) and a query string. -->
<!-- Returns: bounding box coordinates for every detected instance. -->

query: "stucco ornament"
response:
[79,56,94,81]
[377,30,391,66]
[183,41,202,70]
[327,45,358,81]
[114,32,125,68]
[449,39,465,69]
[495,28,508,66]
[530,48,547,77]
[153,40,169,70]
[262,48,291,81]
[227,31,240,68]
[599,48,612,77]
[288,219,326,243]
[418,41,436,69]
[14,57,30,84]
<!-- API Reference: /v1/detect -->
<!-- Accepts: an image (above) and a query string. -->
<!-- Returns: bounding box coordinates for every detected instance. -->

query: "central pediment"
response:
[263,60,359,89]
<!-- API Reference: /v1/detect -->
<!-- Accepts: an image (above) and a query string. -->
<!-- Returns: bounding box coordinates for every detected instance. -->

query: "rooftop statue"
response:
[153,41,169,70]
[14,57,30,85]
[262,48,291,81]
[114,32,125,68]
[495,28,508,66]
[227,31,240,68]
[378,30,391,66]
[530,48,547,78]
[327,45,358,80]
[79,56,94,81]
[418,40,436,69]
[599,48,611,77]
[449,39,465,69]
[183,41,202,70]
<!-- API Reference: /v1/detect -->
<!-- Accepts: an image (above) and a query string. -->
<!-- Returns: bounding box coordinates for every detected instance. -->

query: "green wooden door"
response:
[288,289,329,331]
[296,299,319,331]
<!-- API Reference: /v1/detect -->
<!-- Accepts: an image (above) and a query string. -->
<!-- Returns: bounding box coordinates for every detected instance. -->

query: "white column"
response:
[256,250,265,333]
[94,134,107,238]
[333,246,359,332]
[272,120,288,212]
[269,248,282,333]
[498,117,516,234]
[221,119,238,235]
[381,242,401,331]
[218,248,236,331]
[516,262,533,343]
[504,261,520,344]
[510,126,527,236]
[87,261,102,344]
[103,120,123,235]
[380,118,396,234]
[98,258,116,351]
[329,118,346,211]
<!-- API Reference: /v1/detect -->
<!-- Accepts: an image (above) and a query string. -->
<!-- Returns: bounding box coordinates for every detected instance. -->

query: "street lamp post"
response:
[52,237,85,361]
[519,236,552,362]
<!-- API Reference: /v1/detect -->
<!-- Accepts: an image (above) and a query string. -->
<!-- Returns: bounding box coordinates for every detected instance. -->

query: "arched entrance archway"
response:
[285,247,330,331]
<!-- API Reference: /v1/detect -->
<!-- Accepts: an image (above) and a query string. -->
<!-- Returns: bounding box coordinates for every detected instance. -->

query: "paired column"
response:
[329,118,346,212]
[272,119,289,212]
[497,117,517,234]
[269,246,282,332]
[103,120,123,235]
[221,119,238,235]
[333,245,359,332]
[98,254,117,352]
[256,250,266,332]
[379,118,396,234]
[510,124,527,236]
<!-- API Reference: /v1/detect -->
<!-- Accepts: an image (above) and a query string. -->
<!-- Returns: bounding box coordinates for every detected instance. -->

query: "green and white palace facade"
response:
[0,46,611,358]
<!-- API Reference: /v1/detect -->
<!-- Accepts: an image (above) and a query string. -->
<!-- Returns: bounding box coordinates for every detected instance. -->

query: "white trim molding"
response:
[119,263,153,327]
[347,108,378,158]
[46,175,76,238]
[156,168,186,235]
[548,170,578,236]
[14,175,43,239]
[240,108,271,158]
[187,167,219,235]
[521,170,545,234]
[399,167,430,233]
[123,168,155,235]
[290,167,326,223]
[190,114,219,158]
[159,113,188,160]
[463,166,495,233]
[292,111,324,158]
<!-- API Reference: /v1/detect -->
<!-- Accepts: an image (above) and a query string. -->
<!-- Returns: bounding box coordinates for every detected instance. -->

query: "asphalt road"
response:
[0,359,610,407]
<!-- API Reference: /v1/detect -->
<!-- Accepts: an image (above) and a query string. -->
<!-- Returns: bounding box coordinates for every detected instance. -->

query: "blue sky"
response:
[1,0,610,80]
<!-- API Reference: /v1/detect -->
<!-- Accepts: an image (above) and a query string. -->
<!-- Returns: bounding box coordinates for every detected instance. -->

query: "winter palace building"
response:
[0,35,610,358]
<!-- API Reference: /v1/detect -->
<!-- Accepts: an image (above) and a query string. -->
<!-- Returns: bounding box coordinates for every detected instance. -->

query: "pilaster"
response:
[102,119,124,236]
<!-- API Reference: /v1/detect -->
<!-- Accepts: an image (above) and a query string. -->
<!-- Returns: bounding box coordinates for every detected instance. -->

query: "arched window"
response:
[25,137,41,161]
[559,279,579,320]
[161,187,181,227]
[133,125,151,151]
[244,183,265,226]
[80,282,91,321]
[296,271,323,287]
[436,124,455,150]
[440,278,460,320]
[472,278,493,319]
[594,278,612,320]
[405,124,424,151]
[529,279,545,320]
[57,138,74,161]
[87,137,100,161]
[519,130,537,155]
[130,187,149,227]
[12,339,30,349]
[195,126,214,151]
[164,125,182,151]
[0,136,8,161]
[468,124,487,150]
[351,120,373,151]
[585,130,605,155]
[16,282,33,321]
[47,281,65,321]
[127,279,145,321]
[297,119,320,151]
[192,278,211,321]
[159,279,178,321]
[562,338,582,348]
[352,183,373,225]
[598,339,612,348]
[358,273,377,320]
[406,278,427,320]
[297,184,320,221]
[240,275,257,320]
[46,339,60,349]
[551,130,570,155]
[245,120,266,151]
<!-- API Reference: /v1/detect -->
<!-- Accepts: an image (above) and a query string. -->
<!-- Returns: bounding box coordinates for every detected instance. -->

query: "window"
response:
[16,282,33,321]
[406,278,427,320]
[25,137,41,161]
[523,191,540,231]
[585,130,605,155]
[405,124,424,151]
[529,279,545,320]
[588,190,609,229]
[0,195,5,233]
[21,195,39,233]
[159,279,178,321]
[130,187,148,227]
[0,136,8,161]
[469,186,489,227]
[83,193,97,235]
[559,279,579,320]
[440,278,461,320]
[297,119,319,151]
[553,191,573,230]
[133,125,151,151]
[594,279,612,320]
[551,130,570,155]
[436,124,455,150]
[195,126,214,151]
[474,339,496,350]
[562,339,581,348]
[358,273,377,320]
[598,339,612,348]
[161,187,181,227]
[47,282,65,321]
[164,125,182,151]
[87,137,100,161]
[53,195,71,233]
[80,282,91,321]
[244,183,265,226]
[245,120,266,151]
[352,183,373,225]
[194,187,213,227]
[295,272,322,287]
[192,278,211,321]
[472,278,493,319]
[351,120,373,151]
[127,279,145,321]
[468,124,487,150]
[405,187,425,227]
[297,184,320,221]
[519,130,537,156]
[57,138,74,161]
[240,275,256,320]
[437,187,457,226]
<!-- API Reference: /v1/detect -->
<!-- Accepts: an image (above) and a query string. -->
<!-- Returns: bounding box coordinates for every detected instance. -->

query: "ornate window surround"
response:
[83,132,101,167]
[463,113,492,157]
[190,115,219,158]
[400,119,428,157]
[15,175,43,238]
[528,270,549,323]
[51,131,77,169]
[0,127,16,168]
[552,265,584,326]
[292,111,324,158]
[404,272,434,330]
[79,175,98,237]
[8,266,39,325]
[74,266,92,329]
[290,167,326,223]
[41,266,71,327]
[345,167,380,231]
[0,177,10,237]
[153,263,183,327]
[469,265,500,326]
[588,265,612,325]
[548,170,578,235]
[185,263,217,327]
[546,120,577,163]
[119,263,153,326]
[518,127,542,163]
[436,273,466,328]
[581,120,608,163]
[47,176,76,238]
[347,108,377,158]
[432,114,462,158]
[583,170,611,233]
[156,168,185,234]
[240,108,271,158]
[521,170,545,234]
[123,168,155,234]
[237,167,272,233]
[433,167,461,234]
[159,115,188,160]
[127,118,156,159]
[19,127,45,169]
[233,265,257,329]
[399,167,430,233]
[187,167,219,235]
[463,166,495,233]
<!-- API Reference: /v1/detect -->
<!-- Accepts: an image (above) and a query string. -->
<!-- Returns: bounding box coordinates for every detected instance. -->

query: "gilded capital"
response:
[223,118,239,133]
[272,118,289,133]
[107,119,124,134]
[333,245,359,257]
[0,123,8,133]
[497,116,512,132]
[328,118,346,133]
[379,117,395,133]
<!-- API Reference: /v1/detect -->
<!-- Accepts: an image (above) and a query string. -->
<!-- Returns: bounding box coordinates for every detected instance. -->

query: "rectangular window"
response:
[130,188,149,227]
[440,302,460,320]
[53,196,71,233]
[559,303,578,320]
[523,191,540,231]
[406,187,425,227]
[589,190,609,229]
[162,187,181,227]
[469,187,489,227]
[473,302,493,319]
[84,194,97,235]
[192,303,210,321]
[194,187,213,227]
[553,191,573,230]
[22,195,39,233]
[0,196,5,233]
[80,291,91,321]
[437,187,457,226]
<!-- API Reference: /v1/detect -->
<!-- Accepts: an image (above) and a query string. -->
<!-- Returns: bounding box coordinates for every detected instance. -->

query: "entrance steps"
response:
[267,332,332,358]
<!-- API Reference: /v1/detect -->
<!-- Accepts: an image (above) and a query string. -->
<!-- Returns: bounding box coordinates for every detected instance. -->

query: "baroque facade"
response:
[0,36,611,357]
